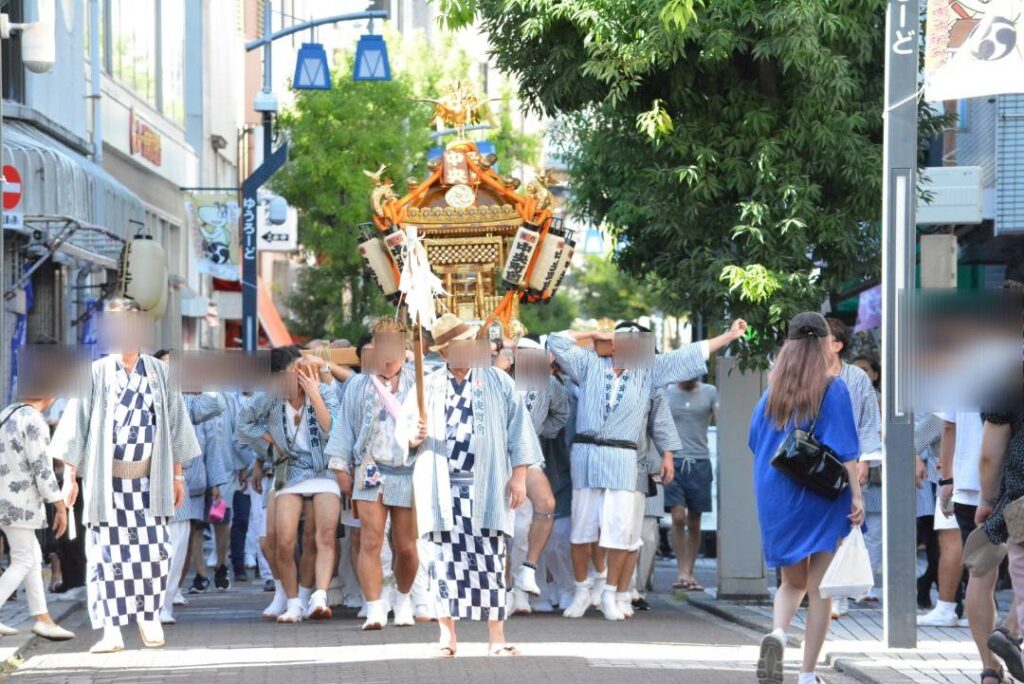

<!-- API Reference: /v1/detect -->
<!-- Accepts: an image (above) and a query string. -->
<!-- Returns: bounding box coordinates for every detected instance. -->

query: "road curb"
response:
[828,655,913,684]
[686,592,804,648]
[0,593,86,675]
[686,594,913,684]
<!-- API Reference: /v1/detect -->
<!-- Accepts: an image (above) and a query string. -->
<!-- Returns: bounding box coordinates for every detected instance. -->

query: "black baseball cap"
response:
[787,312,829,340]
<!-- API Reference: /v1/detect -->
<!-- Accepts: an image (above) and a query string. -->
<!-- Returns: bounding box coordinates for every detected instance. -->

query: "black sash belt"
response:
[573,434,638,451]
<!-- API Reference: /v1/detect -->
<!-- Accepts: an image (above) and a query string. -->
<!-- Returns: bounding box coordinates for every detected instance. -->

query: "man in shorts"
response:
[664,378,717,591]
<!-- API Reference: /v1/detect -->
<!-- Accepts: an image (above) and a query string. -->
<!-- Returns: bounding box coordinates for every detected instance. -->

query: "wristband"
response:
[938,477,953,486]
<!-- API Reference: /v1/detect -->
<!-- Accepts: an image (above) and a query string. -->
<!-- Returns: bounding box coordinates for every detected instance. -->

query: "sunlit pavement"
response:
[3,570,863,684]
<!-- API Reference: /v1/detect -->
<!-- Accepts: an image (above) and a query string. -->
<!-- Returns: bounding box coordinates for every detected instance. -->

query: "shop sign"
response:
[129,108,163,166]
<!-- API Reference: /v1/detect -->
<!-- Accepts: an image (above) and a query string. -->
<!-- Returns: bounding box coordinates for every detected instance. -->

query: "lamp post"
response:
[242,7,390,351]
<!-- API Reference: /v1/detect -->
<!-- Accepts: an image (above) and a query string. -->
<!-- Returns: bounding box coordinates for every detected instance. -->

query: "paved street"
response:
[3,568,862,684]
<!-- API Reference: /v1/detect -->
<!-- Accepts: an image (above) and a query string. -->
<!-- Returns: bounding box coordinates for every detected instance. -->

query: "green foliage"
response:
[519,291,579,335]
[273,48,431,341]
[439,0,950,365]
[275,31,541,340]
[568,255,658,322]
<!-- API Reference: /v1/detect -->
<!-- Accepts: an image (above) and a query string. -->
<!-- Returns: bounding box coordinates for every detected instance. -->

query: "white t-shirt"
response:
[935,411,983,506]
[285,401,311,454]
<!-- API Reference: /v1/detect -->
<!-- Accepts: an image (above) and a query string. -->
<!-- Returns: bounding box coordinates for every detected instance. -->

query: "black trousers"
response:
[230,489,251,573]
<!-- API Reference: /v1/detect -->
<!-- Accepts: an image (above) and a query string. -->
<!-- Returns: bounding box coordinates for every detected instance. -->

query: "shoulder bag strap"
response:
[807,378,835,435]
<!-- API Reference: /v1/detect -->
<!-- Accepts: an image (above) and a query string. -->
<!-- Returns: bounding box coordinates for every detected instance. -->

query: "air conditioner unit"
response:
[917,166,983,225]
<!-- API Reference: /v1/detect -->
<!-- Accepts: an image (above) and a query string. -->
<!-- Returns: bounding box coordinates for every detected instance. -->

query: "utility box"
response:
[917,166,983,225]
[919,234,958,289]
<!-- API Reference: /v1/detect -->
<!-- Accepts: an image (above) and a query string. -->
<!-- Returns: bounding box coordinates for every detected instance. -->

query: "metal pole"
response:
[881,0,918,649]
[1,24,6,392]
[239,5,390,351]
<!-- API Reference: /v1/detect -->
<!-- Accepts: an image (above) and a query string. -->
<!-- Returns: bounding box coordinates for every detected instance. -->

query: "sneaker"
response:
[188,573,210,594]
[830,597,848,619]
[632,597,652,611]
[511,588,533,615]
[392,593,415,627]
[563,585,591,618]
[918,602,958,628]
[0,623,19,637]
[263,579,275,593]
[173,590,188,606]
[362,600,387,631]
[159,609,176,625]
[276,598,304,624]
[234,568,249,583]
[757,629,785,684]
[307,590,332,621]
[214,565,231,592]
[988,627,1024,682]
[599,589,624,621]
[514,565,542,596]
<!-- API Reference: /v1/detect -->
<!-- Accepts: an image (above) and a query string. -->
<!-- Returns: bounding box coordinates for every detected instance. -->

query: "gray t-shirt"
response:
[666,382,717,459]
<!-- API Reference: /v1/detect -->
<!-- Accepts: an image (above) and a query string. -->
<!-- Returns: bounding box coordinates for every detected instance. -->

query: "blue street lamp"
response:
[353,33,391,82]
[293,42,332,90]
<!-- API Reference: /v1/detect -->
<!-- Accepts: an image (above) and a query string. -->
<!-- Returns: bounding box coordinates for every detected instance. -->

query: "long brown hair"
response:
[765,335,833,429]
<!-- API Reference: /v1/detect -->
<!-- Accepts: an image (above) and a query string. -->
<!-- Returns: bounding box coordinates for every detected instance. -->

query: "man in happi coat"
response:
[547,318,746,620]
[403,314,542,657]
[326,317,421,631]
[493,336,570,614]
[50,298,200,653]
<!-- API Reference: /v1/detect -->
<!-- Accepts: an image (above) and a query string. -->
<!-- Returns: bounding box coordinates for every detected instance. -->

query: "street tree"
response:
[438,0,948,364]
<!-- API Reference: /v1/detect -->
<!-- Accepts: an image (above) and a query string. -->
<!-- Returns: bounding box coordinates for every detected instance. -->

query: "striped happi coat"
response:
[50,355,200,525]
[547,332,707,492]
[406,367,542,539]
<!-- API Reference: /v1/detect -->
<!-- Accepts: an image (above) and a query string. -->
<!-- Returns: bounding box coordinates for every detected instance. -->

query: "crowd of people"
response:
[0,296,745,658]
[751,300,1024,684]
[1,292,1018,684]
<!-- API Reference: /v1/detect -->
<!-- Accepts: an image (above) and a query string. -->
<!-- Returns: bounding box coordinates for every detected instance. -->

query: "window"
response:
[161,0,185,125]
[1,0,25,103]
[89,0,185,125]
[109,0,158,107]
[957,99,970,131]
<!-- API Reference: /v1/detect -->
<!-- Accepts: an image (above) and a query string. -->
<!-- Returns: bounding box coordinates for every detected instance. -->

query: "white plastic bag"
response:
[819,526,874,600]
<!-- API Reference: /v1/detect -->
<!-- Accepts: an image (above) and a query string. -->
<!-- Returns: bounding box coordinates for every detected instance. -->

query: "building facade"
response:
[1,0,247,399]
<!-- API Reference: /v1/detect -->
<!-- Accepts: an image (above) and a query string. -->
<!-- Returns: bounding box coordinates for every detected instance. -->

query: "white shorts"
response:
[934,496,959,531]
[570,487,645,551]
[277,478,341,498]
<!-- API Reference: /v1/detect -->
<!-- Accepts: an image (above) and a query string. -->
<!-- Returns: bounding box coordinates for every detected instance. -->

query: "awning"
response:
[2,121,145,236]
[257,276,293,347]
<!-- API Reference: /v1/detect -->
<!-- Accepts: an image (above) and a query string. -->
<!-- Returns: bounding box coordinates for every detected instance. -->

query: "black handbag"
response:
[770,380,850,500]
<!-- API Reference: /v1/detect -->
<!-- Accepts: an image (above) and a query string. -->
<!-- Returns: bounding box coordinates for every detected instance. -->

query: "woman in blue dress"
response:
[749,312,863,684]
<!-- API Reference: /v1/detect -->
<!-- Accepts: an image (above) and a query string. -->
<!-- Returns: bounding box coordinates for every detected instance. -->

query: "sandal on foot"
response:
[980,667,1008,684]
[988,628,1024,682]
[671,579,690,590]
[437,645,456,658]
[490,644,520,657]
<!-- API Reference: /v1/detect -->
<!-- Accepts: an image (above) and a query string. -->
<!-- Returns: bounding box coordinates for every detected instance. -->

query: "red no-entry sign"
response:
[3,165,22,210]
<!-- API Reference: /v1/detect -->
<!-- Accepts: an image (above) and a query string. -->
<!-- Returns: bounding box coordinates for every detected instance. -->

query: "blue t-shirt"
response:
[748,379,860,568]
